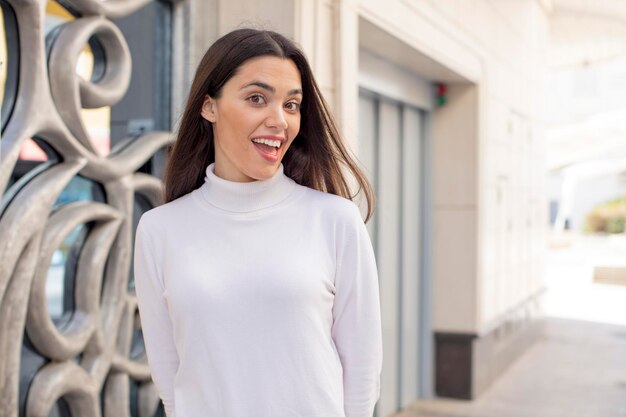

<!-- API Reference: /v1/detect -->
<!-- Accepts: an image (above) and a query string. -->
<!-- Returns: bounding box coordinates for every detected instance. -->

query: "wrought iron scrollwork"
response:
[0,1,174,416]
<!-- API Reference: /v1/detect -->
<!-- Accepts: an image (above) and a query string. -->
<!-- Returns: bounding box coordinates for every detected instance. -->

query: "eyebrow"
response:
[241,81,303,96]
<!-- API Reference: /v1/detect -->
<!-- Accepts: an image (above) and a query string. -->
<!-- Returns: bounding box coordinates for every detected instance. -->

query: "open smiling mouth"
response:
[251,138,282,161]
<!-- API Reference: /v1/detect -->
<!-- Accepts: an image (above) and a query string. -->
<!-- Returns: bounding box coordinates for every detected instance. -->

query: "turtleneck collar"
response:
[198,163,298,213]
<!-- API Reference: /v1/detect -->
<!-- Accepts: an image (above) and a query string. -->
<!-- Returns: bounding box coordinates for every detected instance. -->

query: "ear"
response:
[200,95,217,123]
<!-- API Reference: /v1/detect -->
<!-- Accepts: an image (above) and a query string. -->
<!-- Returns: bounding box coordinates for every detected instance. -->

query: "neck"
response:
[199,163,297,213]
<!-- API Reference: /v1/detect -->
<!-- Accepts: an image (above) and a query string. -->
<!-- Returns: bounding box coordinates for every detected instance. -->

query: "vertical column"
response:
[432,83,480,333]
[377,99,402,415]
[171,0,219,121]
[333,0,359,149]
[400,106,423,407]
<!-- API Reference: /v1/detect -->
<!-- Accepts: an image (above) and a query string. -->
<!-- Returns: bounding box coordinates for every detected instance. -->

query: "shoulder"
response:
[298,185,365,227]
[137,191,197,237]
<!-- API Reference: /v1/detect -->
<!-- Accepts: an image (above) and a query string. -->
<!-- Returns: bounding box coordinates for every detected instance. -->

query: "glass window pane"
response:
[46,223,90,329]
[110,1,172,151]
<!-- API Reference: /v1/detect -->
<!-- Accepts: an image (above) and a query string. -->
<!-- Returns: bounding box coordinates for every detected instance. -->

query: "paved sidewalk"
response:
[544,234,626,327]
[393,234,626,417]
[394,318,626,417]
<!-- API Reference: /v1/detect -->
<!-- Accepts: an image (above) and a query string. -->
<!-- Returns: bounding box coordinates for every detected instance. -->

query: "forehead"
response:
[232,56,302,87]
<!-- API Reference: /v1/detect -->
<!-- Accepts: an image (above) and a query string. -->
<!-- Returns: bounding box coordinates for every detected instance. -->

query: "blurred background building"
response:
[547,1,626,234]
[0,1,624,417]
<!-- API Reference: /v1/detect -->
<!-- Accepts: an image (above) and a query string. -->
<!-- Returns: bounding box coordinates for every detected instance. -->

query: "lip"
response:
[251,136,285,163]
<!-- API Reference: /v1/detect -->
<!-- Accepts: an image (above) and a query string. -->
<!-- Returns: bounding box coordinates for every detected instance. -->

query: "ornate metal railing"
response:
[0,1,174,415]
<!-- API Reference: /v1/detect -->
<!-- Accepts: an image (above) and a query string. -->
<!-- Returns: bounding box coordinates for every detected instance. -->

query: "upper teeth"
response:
[252,138,281,148]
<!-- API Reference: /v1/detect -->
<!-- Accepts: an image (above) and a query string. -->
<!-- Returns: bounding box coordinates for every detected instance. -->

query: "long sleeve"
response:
[134,218,179,417]
[331,205,383,417]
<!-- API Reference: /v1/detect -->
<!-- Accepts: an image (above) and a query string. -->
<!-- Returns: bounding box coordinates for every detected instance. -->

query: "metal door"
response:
[359,90,425,417]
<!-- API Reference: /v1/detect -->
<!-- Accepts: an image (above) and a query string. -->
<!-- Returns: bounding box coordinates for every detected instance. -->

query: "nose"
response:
[265,105,288,130]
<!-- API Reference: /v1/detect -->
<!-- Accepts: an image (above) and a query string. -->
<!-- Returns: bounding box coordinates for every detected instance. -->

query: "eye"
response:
[285,101,301,113]
[247,94,266,105]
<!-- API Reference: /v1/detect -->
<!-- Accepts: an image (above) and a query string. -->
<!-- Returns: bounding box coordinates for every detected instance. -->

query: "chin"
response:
[248,165,279,181]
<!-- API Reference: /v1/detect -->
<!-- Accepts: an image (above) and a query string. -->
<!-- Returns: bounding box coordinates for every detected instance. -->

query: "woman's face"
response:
[201,56,303,182]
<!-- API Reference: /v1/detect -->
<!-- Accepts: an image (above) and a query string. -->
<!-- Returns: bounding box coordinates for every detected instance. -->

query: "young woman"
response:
[134,28,382,417]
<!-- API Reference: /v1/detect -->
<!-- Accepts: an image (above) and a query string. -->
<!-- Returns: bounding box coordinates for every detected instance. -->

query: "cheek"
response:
[217,110,254,147]
[289,116,301,139]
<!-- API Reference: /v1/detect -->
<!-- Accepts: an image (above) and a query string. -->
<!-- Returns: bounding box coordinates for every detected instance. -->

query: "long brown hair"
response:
[164,28,375,222]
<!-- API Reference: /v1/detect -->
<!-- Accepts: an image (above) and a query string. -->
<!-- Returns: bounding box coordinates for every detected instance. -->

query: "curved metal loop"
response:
[1,0,58,196]
[48,16,131,153]
[0,159,86,303]
[86,131,175,181]
[132,171,165,207]
[25,362,100,417]
[112,298,151,381]
[0,1,20,132]
[0,236,42,417]
[26,201,123,361]
[59,0,152,19]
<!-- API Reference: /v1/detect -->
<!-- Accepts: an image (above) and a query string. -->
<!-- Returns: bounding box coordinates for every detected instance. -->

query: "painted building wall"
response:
[342,1,548,403]
[351,0,549,335]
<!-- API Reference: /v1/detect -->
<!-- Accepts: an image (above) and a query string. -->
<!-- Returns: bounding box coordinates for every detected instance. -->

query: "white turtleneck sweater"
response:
[134,163,382,417]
